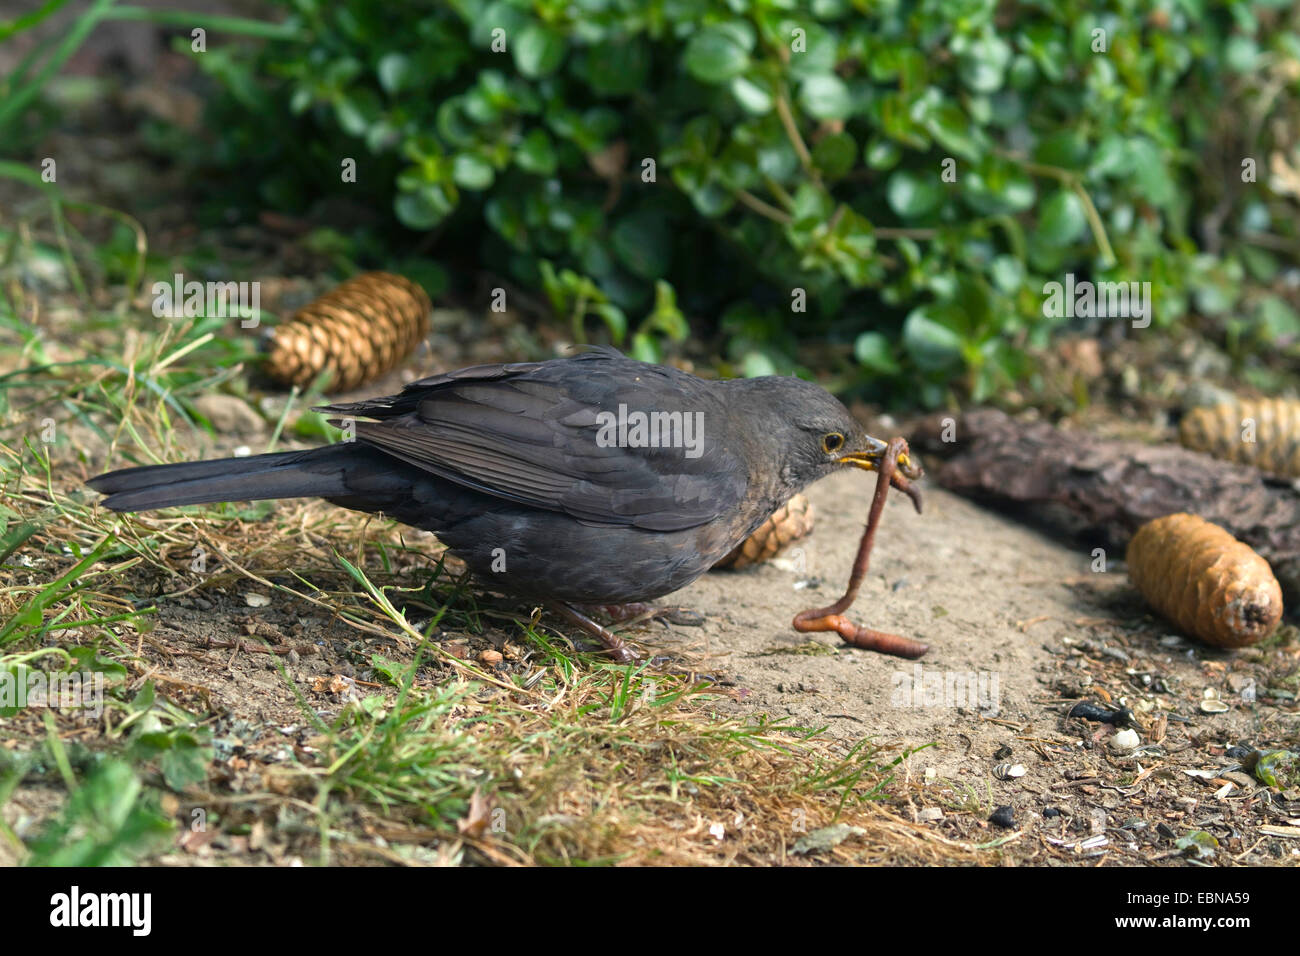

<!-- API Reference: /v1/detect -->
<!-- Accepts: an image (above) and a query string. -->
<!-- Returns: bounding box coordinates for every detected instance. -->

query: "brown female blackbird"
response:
[89,348,919,660]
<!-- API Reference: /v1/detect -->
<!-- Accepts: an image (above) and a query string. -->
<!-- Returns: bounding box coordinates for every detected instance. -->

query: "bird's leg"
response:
[580,603,706,627]
[549,602,643,663]
[793,436,929,659]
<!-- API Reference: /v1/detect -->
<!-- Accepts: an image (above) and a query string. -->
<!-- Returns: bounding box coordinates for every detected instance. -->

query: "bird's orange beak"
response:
[839,441,923,481]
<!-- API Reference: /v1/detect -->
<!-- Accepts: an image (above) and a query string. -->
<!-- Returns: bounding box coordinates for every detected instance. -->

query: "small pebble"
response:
[1110,728,1141,751]
[989,806,1016,829]
[1068,701,1134,725]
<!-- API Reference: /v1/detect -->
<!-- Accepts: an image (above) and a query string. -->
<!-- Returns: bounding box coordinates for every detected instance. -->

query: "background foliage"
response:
[14,0,1300,406]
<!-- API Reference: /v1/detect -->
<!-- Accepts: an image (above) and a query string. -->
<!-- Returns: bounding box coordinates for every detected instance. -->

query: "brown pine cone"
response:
[262,272,431,391]
[1179,398,1300,478]
[1126,513,1282,648]
[714,494,815,569]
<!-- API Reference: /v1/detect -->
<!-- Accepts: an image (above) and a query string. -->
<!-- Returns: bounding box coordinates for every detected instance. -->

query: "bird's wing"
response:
[316,352,746,531]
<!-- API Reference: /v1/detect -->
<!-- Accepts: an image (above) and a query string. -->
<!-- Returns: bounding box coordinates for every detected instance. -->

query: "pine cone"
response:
[715,494,815,569]
[262,272,431,391]
[1179,398,1300,478]
[1126,513,1282,648]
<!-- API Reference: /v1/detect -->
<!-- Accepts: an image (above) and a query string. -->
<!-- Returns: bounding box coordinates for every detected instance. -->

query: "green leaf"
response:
[333,89,380,137]
[741,350,778,377]
[514,24,567,78]
[1255,296,1300,344]
[581,39,649,95]
[922,102,979,160]
[612,210,672,279]
[799,74,853,119]
[159,734,211,790]
[1038,189,1087,246]
[988,255,1025,293]
[1250,749,1296,789]
[25,760,172,866]
[683,26,751,84]
[643,280,689,340]
[394,184,455,229]
[963,160,1035,215]
[592,302,627,340]
[65,646,128,682]
[903,306,965,371]
[864,138,901,171]
[377,53,411,95]
[886,170,942,219]
[785,22,839,78]
[629,331,662,363]
[1089,135,1129,178]
[1033,131,1087,170]
[1175,831,1219,860]
[812,131,856,181]
[515,128,557,175]
[956,32,1011,93]
[1125,138,1176,209]
[1225,35,1260,73]
[730,75,773,114]
[453,153,495,190]
[854,331,901,374]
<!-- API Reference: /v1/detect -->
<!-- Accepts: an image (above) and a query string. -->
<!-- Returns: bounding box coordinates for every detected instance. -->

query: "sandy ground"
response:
[688,473,1072,763]
[121,459,1295,864]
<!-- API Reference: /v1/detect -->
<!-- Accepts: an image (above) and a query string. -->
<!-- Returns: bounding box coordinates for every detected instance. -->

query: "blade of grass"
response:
[0,0,119,132]
[103,6,301,40]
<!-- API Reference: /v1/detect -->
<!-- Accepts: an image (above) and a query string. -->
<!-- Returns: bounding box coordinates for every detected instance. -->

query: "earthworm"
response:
[793,436,929,658]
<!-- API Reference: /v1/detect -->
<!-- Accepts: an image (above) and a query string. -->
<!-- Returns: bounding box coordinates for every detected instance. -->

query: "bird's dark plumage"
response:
[89,348,891,611]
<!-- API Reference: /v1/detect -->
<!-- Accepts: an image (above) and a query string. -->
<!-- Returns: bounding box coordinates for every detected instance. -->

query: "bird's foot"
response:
[582,602,706,628]
[549,602,643,663]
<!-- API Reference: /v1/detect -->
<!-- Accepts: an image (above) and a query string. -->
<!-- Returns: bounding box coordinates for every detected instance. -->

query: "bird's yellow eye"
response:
[821,432,845,454]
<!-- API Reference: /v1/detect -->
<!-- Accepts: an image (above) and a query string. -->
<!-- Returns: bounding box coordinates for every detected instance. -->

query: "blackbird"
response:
[89,347,920,660]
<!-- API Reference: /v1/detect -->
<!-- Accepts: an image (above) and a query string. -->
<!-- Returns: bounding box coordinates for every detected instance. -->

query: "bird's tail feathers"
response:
[88,446,360,512]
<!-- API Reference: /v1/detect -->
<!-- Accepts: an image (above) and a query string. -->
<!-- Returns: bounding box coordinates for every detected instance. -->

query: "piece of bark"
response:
[912,409,1300,604]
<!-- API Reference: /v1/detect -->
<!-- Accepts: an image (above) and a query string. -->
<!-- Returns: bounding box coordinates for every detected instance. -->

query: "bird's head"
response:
[733,376,923,495]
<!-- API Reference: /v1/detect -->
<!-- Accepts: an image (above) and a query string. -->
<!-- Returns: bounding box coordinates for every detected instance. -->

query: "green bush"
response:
[189,0,1300,405]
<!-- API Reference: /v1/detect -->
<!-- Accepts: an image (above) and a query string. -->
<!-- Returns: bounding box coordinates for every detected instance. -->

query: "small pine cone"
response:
[262,272,431,391]
[715,494,815,569]
[1126,513,1282,648]
[1179,398,1300,478]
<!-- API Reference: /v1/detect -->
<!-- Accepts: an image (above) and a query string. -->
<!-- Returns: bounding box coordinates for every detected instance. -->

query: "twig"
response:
[734,189,792,224]
[775,92,818,183]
